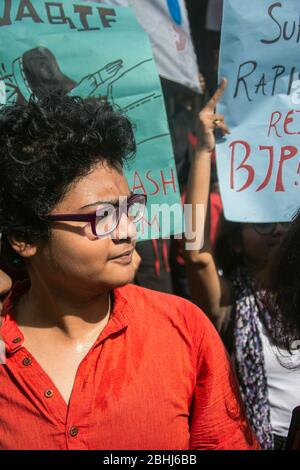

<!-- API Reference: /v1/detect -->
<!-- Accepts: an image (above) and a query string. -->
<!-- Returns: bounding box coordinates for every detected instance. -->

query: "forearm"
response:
[183,79,231,323]
[184,146,212,263]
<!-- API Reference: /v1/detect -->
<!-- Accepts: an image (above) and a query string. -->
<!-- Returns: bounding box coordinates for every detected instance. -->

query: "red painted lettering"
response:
[275,145,298,192]
[145,170,160,196]
[160,169,177,195]
[230,140,254,192]
[268,111,282,137]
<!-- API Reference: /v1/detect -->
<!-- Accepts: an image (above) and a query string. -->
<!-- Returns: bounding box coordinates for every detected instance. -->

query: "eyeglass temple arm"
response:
[43,194,147,222]
[43,213,95,222]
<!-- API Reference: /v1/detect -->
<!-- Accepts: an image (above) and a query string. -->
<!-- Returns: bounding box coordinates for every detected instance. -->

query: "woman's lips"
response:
[266,238,282,248]
[109,250,133,265]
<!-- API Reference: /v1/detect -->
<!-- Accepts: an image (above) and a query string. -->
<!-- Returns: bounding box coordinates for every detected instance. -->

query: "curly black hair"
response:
[0,93,136,267]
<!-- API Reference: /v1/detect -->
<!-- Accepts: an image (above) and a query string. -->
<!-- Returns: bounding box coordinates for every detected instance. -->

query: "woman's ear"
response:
[8,235,37,259]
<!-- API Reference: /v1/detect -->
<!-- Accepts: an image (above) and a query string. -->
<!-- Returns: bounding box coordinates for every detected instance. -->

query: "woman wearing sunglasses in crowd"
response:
[269,210,300,449]
[0,93,259,450]
[270,210,300,345]
[184,79,300,450]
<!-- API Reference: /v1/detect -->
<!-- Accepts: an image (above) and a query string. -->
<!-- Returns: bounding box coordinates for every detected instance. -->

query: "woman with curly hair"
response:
[0,92,258,450]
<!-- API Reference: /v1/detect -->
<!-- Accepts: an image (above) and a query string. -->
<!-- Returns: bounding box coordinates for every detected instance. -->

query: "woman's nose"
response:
[272,223,287,237]
[113,212,137,241]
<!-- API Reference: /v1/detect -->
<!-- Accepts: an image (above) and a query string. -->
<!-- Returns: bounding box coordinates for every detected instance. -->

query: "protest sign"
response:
[0,0,183,238]
[217,0,300,222]
[97,0,200,92]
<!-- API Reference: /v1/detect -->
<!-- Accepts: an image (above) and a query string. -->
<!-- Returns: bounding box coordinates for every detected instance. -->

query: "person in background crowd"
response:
[161,76,206,299]
[269,210,300,347]
[0,92,258,450]
[269,210,300,450]
[186,0,222,97]
[184,78,300,450]
[134,76,205,296]
[209,154,222,247]
[134,237,172,293]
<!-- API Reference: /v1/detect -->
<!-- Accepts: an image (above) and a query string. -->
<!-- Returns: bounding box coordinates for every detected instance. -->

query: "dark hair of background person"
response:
[0,92,136,268]
[186,0,220,96]
[214,216,243,277]
[215,212,300,354]
[268,211,300,341]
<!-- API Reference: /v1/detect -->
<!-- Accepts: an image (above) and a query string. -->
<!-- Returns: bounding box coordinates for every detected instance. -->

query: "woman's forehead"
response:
[54,163,130,211]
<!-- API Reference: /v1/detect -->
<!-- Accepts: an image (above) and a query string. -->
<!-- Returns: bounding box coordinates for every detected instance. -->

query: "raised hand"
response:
[100,60,123,83]
[197,78,230,153]
[71,60,123,97]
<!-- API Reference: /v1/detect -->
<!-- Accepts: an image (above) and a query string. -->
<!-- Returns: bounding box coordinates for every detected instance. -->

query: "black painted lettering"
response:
[287,67,300,95]
[234,61,257,102]
[272,65,285,95]
[255,74,267,96]
[46,2,76,29]
[74,5,99,31]
[283,19,296,40]
[16,0,43,23]
[261,2,282,44]
[0,0,12,27]
[97,7,116,28]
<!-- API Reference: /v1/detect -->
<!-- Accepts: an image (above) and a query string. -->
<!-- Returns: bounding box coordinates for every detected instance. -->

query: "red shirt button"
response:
[12,337,22,344]
[44,389,54,398]
[69,426,79,437]
[22,357,32,366]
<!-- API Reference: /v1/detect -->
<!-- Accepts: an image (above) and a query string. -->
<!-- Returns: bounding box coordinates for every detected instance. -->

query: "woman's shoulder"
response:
[118,283,216,339]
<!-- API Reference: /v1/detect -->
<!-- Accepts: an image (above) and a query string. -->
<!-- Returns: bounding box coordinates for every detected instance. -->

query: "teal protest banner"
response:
[217,0,300,222]
[0,0,183,238]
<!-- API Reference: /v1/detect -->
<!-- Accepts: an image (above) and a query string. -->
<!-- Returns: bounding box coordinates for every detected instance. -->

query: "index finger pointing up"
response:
[205,78,228,112]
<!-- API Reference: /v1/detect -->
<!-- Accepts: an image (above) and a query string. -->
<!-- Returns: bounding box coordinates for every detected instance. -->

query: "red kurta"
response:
[0,282,259,450]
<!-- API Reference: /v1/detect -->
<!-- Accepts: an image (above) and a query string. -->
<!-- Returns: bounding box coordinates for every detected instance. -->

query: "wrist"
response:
[194,145,213,159]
